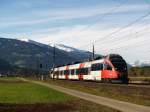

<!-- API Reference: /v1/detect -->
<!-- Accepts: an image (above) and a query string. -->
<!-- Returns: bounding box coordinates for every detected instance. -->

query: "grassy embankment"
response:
[128,66,150,77]
[128,66,150,83]
[44,79,150,106]
[0,77,120,112]
[0,77,71,104]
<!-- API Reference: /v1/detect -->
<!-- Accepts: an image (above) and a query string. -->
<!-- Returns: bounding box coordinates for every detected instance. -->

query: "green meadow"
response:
[0,77,72,104]
[0,77,119,112]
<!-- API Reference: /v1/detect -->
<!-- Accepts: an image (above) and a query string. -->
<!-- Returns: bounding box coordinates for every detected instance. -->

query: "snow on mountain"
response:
[18,38,30,42]
[50,43,86,52]
[48,43,97,60]
[18,38,99,61]
[54,44,76,52]
[18,38,50,48]
[18,38,86,53]
[0,37,77,69]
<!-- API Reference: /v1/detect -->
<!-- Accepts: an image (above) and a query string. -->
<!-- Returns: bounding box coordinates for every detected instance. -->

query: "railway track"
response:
[56,79,150,89]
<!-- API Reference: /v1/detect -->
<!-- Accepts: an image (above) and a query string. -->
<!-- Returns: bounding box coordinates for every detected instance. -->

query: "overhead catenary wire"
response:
[105,37,150,52]
[98,27,150,51]
[77,10,150,50]
[102,33,149,55]
[81,21,150,53]
[51,1,150,60]
[56,0,127,44]
[95,0,150,47]
[92,23,150,50]
[92,1,150,51]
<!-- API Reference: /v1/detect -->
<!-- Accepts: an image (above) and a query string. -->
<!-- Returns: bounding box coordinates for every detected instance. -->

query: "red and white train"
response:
[50,54,129,83]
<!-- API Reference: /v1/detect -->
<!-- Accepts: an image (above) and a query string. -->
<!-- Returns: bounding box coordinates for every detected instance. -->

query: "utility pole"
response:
[53,44,56,68]
[36,55,41,79]
[52,44,56,79]
[92,44,95,60]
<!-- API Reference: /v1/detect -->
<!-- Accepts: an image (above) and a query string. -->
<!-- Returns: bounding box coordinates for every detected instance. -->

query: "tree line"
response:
[0,58,49,77]
[128,66,150,77]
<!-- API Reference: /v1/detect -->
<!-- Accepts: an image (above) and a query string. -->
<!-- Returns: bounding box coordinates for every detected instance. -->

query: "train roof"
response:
[53,54,123,68]
[107,54,123,58]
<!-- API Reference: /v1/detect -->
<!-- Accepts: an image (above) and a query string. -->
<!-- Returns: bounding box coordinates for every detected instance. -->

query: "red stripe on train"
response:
[78,63,85,80]
[65,66,69,79]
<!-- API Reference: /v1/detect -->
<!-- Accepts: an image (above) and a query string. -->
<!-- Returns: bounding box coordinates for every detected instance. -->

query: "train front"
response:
[108,54,129,83]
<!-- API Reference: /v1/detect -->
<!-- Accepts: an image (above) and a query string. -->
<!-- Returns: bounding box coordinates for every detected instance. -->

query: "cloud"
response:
[0,1,150,63]
[0,3,148,28]
[33,22,150,63]
[1,18,149,63]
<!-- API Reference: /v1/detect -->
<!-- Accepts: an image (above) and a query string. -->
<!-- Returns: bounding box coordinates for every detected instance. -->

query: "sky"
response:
[0,0,150,64]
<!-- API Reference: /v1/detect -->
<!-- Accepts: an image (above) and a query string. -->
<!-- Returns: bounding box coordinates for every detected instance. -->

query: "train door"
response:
[91,63,103,81]
[65,66,69,79]
[78,63,84,80]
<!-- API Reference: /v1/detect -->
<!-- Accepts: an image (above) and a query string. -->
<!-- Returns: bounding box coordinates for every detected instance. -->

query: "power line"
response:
[77,10,150,49]
[94,31,150,55]
[107,38,150,52]
[93,24,150,50]
[76,20,150,55]
[56,0,127,44]
[93,0,150,50]
[71,0,127,35]
[96,31,150,53]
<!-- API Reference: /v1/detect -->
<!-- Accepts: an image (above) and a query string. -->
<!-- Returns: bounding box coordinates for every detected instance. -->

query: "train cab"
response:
[108,54,129,83]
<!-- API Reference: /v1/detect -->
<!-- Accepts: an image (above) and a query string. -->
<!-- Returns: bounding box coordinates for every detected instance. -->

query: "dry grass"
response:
[44,79,150,106]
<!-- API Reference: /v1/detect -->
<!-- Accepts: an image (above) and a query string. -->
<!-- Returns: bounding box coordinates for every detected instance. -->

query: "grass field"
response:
[0,77,72,104]
[0,77,120,112]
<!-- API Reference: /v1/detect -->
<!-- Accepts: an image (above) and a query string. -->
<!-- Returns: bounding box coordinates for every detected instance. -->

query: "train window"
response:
[112,62,126,71]
[64,70,66,74]
[84,68,89,75]
[68,70,70,75]
[67,70,69,74]
[79,68,82,74]
[75,68,89,75]
[75,68,88,75]
[82,68,89,75]
[80,68,83,75]
[104,64,112,70]
[61,71,63,75]
[76,69,79,74]
[91,63,103,71]
[82,68,84,75]
[71,69,74,75]
[64,70,69,74]
[61,71,64,75]
[74,69,76,75]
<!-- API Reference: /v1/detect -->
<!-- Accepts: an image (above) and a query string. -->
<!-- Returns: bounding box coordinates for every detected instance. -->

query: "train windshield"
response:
[109,54,127,71]
[112,62,127,71]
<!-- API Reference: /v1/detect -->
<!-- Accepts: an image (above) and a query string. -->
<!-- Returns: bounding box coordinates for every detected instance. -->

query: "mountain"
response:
[0,37,136,76]
[19,38,100,61]
[49,43,101,61]
[0,38,77,70]
[0,38,98,71]
[131,62,150,67]
[18,38,49,48]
